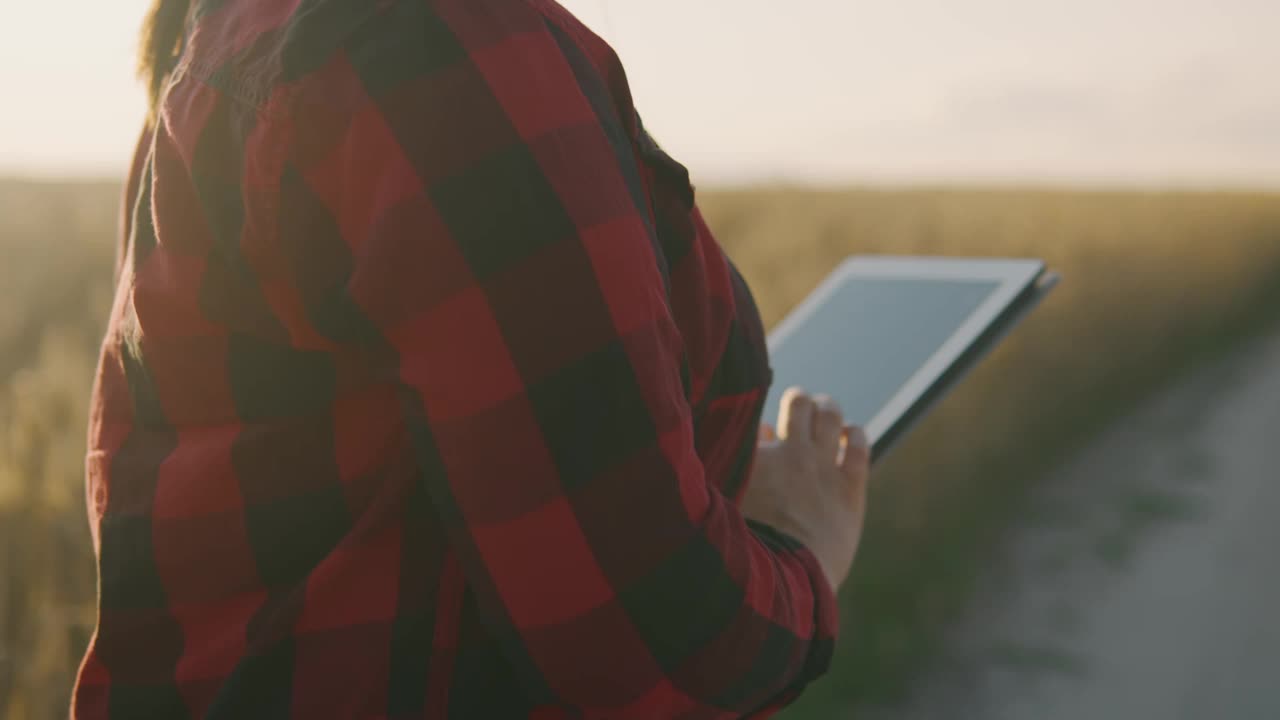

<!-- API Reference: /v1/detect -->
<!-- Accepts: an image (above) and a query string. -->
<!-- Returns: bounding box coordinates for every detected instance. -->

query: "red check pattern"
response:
[74,0,838,717]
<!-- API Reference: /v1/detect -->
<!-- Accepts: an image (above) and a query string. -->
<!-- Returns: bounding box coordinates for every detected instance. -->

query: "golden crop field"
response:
[2,179,1279,719]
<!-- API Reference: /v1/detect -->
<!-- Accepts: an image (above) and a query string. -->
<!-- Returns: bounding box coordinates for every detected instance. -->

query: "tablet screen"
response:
[762,276,1003,433]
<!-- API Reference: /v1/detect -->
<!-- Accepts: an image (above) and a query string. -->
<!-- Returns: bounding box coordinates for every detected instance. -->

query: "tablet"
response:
[762,256,1060,464]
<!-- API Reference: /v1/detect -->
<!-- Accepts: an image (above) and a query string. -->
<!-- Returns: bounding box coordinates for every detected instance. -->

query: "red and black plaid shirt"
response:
[74,1,838,717]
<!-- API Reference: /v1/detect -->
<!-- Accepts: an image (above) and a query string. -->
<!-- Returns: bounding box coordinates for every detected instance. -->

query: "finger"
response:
[778,387,814,442]
[811,395,844,457]
[839,425,871,488]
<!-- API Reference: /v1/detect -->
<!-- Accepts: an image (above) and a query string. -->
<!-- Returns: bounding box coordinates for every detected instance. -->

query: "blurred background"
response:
[2,1,1278,718]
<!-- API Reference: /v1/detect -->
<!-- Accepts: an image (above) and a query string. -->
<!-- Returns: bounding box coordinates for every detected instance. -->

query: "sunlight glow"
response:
[2,0,1277,186]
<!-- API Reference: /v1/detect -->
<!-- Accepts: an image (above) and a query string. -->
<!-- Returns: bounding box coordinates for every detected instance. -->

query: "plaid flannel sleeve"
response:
[287,1,838,715]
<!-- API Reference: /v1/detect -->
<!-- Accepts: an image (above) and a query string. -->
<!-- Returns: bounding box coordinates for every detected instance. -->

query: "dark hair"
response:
[139,0,192,113]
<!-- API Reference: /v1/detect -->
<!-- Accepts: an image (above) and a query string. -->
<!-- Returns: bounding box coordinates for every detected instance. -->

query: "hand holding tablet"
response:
[762,256,1060,465]
[744,388,871,590]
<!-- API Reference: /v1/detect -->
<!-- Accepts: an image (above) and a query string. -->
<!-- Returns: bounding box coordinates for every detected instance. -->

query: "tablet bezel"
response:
[766,256,1047,453]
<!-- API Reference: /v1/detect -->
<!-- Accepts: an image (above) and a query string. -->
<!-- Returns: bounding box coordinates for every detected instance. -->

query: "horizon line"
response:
[4,172,1279,196]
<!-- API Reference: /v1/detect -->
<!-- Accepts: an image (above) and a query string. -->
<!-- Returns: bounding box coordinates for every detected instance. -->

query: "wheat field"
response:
[2,179,1279,718]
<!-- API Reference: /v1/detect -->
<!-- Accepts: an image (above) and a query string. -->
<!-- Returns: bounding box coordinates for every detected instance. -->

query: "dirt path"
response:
[874,328,1280,720]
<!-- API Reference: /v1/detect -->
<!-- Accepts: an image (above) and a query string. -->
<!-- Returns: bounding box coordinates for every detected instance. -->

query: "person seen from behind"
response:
[73,0,872,717]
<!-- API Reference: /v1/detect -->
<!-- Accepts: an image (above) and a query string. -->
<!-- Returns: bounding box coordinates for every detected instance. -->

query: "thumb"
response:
[840,425,871,482]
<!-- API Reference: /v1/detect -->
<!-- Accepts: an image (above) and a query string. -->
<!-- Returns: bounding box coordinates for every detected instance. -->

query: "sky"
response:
[2,0,1278,186]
